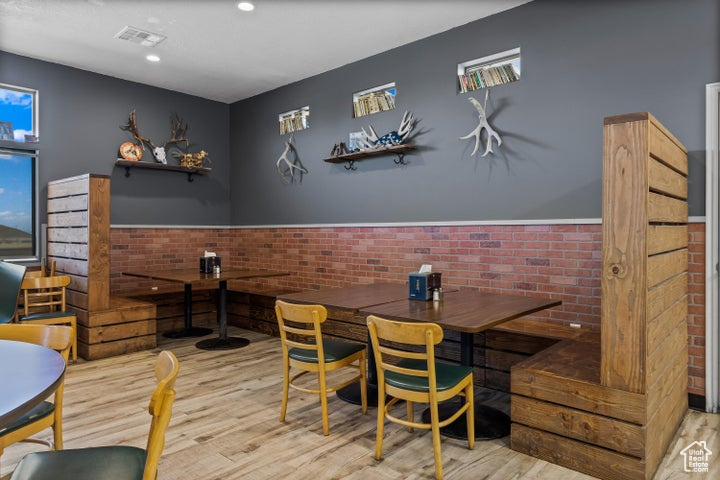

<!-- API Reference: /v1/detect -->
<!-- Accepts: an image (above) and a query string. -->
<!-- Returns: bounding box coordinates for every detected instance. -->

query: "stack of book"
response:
[353,90,396,117]
[458,62,519,92]
[279,110,309,135]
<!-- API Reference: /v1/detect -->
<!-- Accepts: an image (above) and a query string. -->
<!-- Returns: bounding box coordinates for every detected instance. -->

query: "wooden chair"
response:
[9,350,179,480]
[275,300,367,435]
[367,315,475,480]
[0,325,72,468]
[18,275,77,362]
[0,262,26,325]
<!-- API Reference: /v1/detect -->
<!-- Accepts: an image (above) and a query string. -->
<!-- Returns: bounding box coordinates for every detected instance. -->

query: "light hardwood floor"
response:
[2,326,718,479]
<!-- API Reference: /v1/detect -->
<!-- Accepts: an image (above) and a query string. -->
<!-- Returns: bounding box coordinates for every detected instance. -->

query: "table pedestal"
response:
[421,403,510,440]
[196,280,250,351]
[163,284,213,338]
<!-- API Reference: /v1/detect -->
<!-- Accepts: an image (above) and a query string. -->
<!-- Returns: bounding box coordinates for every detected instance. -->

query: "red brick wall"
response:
[110,222,706,396]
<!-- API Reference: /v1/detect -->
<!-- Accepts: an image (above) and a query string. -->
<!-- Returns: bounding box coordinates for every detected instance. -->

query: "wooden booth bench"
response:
[510,113,689,480]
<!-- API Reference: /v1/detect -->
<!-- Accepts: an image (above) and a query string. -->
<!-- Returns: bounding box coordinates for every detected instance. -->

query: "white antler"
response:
[459,91,502,157]
[276,134,307,181]
[397,111,415,141]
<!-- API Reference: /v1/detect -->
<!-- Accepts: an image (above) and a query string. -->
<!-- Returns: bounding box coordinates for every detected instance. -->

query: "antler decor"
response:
[119,111,199,166]
[459,90,502,157]
[164,113,189,149]
[120,111,155,151]
[276,133,308,183]
[356,111,415,152]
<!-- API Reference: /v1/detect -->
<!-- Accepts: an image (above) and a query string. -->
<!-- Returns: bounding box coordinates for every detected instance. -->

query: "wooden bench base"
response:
[75,296,157,360]
[510,332,687,480]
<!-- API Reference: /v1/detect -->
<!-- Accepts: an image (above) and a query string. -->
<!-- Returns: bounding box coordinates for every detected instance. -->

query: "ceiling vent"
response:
[115,26,166,47]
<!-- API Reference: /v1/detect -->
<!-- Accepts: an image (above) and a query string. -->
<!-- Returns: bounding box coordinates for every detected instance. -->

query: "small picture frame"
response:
[348,131,364,152]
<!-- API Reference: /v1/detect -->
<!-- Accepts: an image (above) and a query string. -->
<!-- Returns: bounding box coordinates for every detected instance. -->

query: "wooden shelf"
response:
[322,144,415,170]
[115,159,211,182]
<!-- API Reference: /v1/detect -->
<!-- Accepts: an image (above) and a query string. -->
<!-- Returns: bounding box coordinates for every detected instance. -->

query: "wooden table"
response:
[124,268,289,350]
[279,283,410,405]
[0,340,66,427]
[360,290,561,440]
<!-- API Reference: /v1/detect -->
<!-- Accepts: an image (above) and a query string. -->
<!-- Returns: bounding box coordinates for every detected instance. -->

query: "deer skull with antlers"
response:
[120,111,190,164]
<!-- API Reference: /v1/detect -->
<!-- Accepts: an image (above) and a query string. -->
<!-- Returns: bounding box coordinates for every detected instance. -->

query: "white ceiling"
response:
[0,0,530,103]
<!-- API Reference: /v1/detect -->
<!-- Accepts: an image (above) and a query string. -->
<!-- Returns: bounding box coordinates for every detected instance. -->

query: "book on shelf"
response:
[278,107,309,135]
[458,61,520,93]
[353,90,396,118]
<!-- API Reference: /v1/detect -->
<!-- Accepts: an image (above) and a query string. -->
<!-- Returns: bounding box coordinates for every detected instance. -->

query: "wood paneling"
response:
[511,424,646,480]
[511,396,645,457]
[512,113,689,480]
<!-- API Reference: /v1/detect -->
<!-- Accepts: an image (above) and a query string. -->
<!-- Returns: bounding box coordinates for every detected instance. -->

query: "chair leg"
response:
[319,369,329,436]
[53,415,63,450]
[466,384,475,450]
[429,401,444,480]
[360,351,367,415]
[407,400,414,432]
[70,318,77,363]
[375,383,386,460]
[280,358,290,423]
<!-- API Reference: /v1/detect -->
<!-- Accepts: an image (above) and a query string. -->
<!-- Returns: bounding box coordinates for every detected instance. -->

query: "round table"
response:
[0,339,66,427]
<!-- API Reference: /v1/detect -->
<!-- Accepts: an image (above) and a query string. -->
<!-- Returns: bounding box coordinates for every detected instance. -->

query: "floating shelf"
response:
[322,144,415,170]
[115,159,211,182]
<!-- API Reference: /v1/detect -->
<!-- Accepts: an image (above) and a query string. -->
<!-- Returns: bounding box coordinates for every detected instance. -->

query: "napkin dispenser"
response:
[409,272,441,301]
[200,256,221,273]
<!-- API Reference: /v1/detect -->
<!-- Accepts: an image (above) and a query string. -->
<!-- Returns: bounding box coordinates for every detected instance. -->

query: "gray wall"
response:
[0,52,231,225]
[229,0,718,225]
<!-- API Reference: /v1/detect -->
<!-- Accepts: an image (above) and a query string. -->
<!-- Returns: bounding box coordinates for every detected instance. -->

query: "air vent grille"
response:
[115,26,166,47]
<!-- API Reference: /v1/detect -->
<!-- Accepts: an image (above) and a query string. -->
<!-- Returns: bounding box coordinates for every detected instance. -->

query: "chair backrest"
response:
[0,262,27,324]
[275,300,328,361]
[21,275,71,316]
[366,315,444,389]
[144,350,179,480]
[0,323,72,362]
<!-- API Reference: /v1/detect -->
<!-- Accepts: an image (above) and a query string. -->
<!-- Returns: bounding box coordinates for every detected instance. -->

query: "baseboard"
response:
[689,393,705,411]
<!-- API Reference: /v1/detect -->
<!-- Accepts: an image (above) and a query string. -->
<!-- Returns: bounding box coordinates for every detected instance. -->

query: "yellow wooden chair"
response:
[9,350,179,480]
[18,275,77,362]
[367,315,475,480]
[0,325,72,466]
[275,300,367,435]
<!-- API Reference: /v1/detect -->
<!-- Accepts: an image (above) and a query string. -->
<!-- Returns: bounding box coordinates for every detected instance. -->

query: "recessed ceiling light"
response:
[237,2,255,12]
[146,54,161,62]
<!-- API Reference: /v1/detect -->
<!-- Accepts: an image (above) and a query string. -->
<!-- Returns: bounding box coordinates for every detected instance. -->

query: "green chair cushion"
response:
[9,446,147,480]
[289,339,364,363]
[385,359,473,393]
[0,401,54,436]
[21,311,75,321]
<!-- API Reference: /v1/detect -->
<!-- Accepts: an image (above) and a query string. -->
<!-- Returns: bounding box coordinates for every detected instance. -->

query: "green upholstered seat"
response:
[9,446,147,480]
[0,261,26,324]
[385,359,473,393]
[20,311,76,322]
[289,339,365,363]
[0,401,54,436]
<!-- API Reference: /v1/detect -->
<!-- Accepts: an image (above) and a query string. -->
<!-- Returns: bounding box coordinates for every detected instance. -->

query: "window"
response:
[0,147,38,261]
[0,83,39,143]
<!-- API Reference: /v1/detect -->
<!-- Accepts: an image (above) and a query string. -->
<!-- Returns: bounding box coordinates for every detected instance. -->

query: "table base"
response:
[163,327,214,339]
[336,382,378,408]
[196,337,250,350]
[421,403,510,440]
